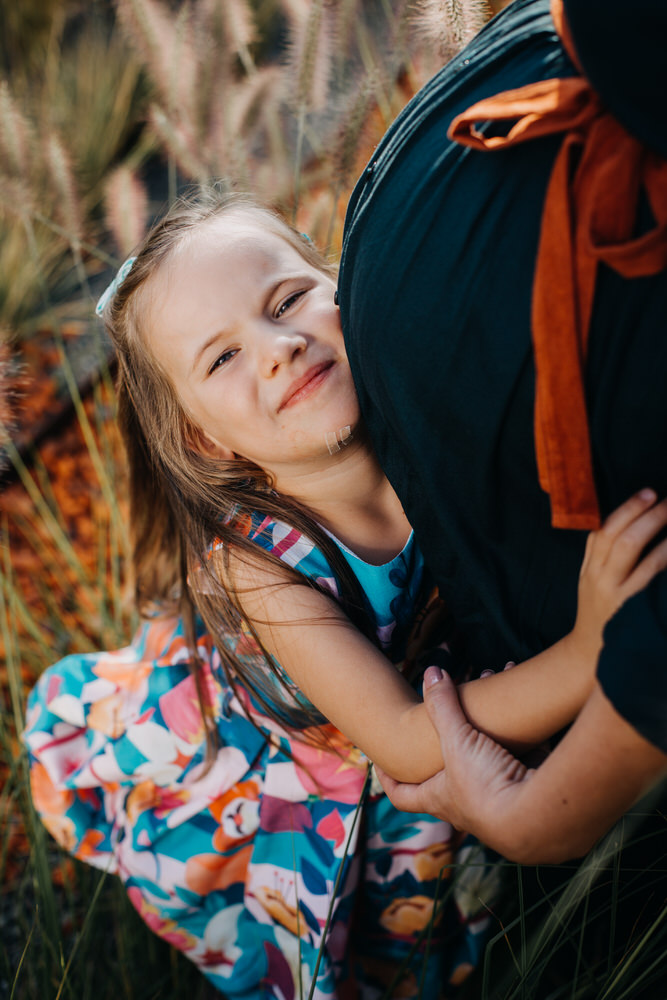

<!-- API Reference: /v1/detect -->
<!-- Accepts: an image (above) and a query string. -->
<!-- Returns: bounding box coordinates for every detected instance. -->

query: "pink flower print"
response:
[127,886,197,952]
[45,672,63,704]
[291,727,367,803]
[315,808,346,848]
[234,630,262,657]
[159,674,212,746]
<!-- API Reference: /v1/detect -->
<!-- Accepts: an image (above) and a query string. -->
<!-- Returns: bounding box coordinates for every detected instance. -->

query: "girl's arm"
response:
[225,492,667,783]
[377,671,667,865]
[456,491,667,751]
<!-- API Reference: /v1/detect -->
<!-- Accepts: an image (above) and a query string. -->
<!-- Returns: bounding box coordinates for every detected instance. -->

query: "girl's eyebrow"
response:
[191,329,232,376]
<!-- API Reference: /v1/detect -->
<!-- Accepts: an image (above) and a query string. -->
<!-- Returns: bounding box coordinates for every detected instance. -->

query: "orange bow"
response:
[449,0,667,530]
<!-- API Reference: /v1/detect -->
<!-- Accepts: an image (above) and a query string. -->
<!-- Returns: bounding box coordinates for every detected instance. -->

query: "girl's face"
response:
[142,212,360,483]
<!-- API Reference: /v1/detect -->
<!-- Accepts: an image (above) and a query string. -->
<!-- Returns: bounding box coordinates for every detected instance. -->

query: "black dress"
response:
[338,0,667,753]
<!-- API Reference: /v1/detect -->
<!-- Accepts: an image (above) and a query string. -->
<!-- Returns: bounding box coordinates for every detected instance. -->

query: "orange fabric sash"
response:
[448,0,667,530]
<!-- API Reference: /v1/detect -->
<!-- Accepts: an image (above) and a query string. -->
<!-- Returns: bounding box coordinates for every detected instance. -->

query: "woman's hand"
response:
[376,666,535,846]
[572,490,667,661]
[377,666,667,865]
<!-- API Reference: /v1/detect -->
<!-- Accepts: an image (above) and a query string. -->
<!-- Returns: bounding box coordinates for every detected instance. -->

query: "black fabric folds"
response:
[338,0,667,749]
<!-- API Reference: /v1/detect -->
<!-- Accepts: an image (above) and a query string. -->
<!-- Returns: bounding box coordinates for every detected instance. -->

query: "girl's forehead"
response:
[141,212,311,331]
[175,212,303,270]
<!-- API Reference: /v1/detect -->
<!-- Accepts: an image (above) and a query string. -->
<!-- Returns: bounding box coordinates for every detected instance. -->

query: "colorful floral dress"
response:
[23,513,498,999]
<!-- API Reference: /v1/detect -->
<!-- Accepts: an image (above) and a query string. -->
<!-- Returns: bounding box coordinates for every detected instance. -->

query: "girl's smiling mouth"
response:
[278,361,335,411]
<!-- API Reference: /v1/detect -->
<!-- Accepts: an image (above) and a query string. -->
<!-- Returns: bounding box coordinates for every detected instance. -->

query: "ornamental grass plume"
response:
[44,133,86,290]
[117,0,274,190]
[0,82,35,181]
[115,0,190,116]
[281,0,334,114]
[413,0,491,59]
[104,165,150,258]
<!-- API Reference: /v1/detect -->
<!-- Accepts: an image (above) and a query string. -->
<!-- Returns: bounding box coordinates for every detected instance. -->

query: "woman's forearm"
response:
[484,684,667,864]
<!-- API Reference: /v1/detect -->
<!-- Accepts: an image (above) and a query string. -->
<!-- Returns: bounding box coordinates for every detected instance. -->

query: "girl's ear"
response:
[187,425,235,462]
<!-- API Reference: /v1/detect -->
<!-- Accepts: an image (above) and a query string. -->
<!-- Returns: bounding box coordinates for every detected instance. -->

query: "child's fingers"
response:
[623,537,667,597]
[604,497,667,581]
[600,489,657,538]
[581,489,657,574]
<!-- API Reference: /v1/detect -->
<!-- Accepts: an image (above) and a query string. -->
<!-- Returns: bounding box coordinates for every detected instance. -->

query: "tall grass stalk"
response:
[307,770,371,999]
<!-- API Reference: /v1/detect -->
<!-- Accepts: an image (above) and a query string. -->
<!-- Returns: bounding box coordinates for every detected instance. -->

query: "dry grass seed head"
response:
[148,105,209,183]
[44,132,83,247]
[413,0,490,59]
[104,166,149,258]
[0,82,36,181]
[116,0,197,116]
[282,0,334,112]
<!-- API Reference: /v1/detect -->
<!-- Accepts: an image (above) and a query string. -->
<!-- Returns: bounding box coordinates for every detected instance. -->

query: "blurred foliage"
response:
[0,3,148,338]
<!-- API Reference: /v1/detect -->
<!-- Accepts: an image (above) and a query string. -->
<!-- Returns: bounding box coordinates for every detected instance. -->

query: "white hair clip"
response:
[95,256,137,317]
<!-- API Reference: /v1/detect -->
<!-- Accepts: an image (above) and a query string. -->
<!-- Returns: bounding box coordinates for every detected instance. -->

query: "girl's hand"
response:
[573,490,667,659]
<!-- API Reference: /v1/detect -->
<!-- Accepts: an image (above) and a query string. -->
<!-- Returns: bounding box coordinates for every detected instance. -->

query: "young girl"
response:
[23,193,667,1000]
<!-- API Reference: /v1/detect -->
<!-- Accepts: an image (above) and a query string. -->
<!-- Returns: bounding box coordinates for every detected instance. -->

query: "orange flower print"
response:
[255,885,309,938]
[159,672,217,745]
[87,694,127,738]
[185,845,253,895]
[379,895,442,936]
[42,813,77,853]
[126,781,190,823]
[414,841,454,881]
[211,781,261,852]
[76,828,107,861]
[30,761,74,817]
[92,651,152,692]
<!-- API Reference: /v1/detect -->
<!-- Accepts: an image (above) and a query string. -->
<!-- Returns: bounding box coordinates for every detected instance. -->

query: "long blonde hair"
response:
[101,190,373,749]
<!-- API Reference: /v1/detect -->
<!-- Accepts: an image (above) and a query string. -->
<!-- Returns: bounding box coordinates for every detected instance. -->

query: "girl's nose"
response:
[259,330,307,376]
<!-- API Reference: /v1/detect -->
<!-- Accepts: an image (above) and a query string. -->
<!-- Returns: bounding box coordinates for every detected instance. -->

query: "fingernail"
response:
[424,666,444,689]
[639,488,657,501]
[504,661,517,670]
[480,669,494,679]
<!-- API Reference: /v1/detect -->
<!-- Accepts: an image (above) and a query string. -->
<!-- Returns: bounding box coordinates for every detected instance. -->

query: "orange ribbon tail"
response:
[448,0,667,530]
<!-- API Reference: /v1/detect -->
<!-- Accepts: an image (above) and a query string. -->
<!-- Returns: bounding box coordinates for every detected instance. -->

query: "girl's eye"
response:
[276,290,305,318]
[208,348,238,375]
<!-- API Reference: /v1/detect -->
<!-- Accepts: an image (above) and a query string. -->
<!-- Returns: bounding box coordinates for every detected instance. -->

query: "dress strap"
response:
[449,0,667,530]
